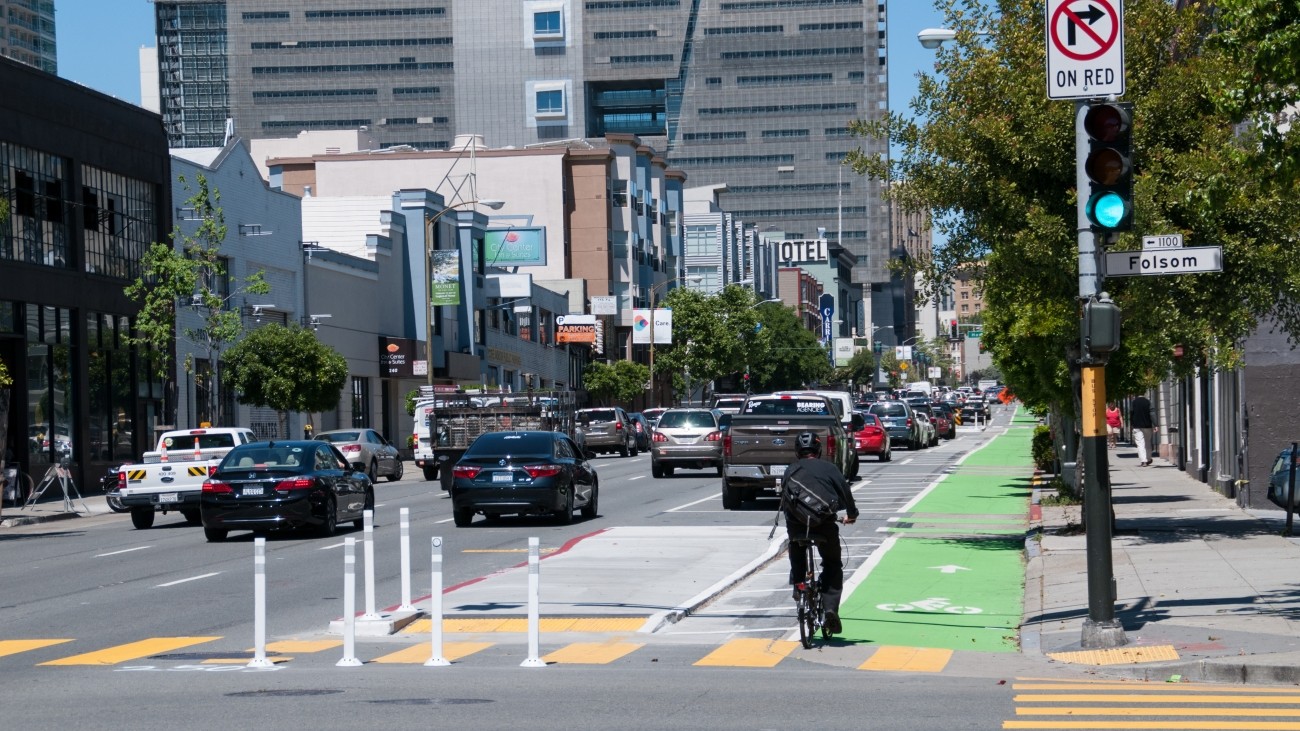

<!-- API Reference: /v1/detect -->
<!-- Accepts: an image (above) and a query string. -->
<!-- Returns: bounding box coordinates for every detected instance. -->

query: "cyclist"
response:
[783,431,858,634]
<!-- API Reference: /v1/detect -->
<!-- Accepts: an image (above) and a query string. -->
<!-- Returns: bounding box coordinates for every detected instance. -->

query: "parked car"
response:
[1269,446,1300,508]
[199,440,374,542]
[449,431,598,526]
[868,400,924,450]
[627,412,653,453]
[915,412,938,448]
[313,428,404,482]
[852,411,891,462]
[650,408,724,477]
[711,396,748,415]
[576,407,638,457]
[930,403,959,439]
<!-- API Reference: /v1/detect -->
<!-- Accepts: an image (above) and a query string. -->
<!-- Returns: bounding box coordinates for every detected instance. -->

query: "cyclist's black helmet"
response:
[795,431,821,457]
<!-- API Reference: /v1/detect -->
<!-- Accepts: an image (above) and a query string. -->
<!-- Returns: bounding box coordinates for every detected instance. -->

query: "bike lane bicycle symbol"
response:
[876,597,982,615]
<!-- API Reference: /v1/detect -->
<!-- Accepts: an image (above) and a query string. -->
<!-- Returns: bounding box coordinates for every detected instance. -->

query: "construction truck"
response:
[411,387,580,491]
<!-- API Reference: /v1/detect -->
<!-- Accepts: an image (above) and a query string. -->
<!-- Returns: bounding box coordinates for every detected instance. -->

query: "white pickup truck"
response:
[117,427,258,530]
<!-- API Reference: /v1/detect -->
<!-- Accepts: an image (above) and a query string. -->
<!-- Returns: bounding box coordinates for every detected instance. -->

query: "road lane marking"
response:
[0,639,73,658]
[627,476,646,481]
[371,642,493,664]
[900,458,914,465]
[156,572,221,587]
[859,645,952,673]
[95,546,152,557]
[694,638,797,667]
[543,641,644,664]
[40,637,222,666]
[666,493,720,512]
[1012,694,1300,704]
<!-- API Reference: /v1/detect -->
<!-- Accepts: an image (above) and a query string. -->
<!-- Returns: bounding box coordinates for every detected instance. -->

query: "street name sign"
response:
[1105,245,1223,277]
[1046,0,1125,100]
[1142,233,1184,250]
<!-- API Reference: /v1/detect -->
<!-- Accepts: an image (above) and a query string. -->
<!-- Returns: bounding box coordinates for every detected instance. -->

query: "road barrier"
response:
[248,537,274,668]
[425,536,449,667]
[399,508,415,611]
[362,510,379,620]
[337,537,361,667]
[521,536,545,667]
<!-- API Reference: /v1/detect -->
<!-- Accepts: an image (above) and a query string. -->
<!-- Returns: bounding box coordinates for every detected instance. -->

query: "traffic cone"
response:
[194,438,202,461]
[160,442,169,462]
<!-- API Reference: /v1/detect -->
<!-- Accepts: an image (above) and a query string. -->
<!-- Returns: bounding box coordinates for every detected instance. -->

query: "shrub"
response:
[1032,424,1056,471]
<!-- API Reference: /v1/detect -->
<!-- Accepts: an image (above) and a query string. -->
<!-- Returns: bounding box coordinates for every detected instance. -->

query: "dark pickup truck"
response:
[720,393,863,510]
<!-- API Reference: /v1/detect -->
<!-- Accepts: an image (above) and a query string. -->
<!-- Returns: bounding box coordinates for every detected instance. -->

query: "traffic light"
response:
[1081,101,1134,232]
[950,319,958,339]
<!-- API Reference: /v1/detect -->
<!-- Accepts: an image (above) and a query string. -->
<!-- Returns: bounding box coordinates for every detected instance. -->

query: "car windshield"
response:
[580,409,618,423]
[870,403,908,417]
[743,398,831,416]
[464,432,553,459]
[657,411,716,428]
[223,446,310,471]
[315,431,360,443]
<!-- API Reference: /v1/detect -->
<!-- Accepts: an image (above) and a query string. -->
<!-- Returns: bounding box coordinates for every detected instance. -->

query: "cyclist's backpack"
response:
[782,465,841,527]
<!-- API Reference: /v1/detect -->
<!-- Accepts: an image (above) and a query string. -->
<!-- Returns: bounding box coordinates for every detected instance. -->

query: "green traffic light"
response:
[1087,191,1130,230]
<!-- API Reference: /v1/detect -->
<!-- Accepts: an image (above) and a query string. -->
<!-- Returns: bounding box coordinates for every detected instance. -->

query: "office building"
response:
[1,0,55,74]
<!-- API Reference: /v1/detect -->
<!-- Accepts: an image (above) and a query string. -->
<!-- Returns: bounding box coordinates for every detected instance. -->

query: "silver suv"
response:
[577,407,638,457]
[650,408,723,478]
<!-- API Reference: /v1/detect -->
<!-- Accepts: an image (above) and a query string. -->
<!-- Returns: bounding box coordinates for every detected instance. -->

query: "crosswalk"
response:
[1005,677,1300,730]
[0,631,955,672]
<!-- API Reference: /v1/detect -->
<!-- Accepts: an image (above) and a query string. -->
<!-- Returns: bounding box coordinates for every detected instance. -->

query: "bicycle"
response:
[1,466,34,507]
[791,538,828,649]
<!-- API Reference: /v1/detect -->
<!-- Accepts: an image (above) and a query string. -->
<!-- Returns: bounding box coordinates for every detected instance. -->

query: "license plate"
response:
[491,472,514,483]
[159,493,179,504]
[770,465,786,476]
[243,486,264,496]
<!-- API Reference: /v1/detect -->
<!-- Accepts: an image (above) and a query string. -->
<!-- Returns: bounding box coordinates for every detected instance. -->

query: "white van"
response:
[905,380,933,398]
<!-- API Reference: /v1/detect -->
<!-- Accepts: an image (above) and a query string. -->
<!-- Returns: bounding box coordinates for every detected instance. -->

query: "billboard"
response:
[632,308,673,345]
[430,250,461,306]
[833,338,855,367]
[555,314,597,344]
[378,336,418,377]
[485,227,547,267]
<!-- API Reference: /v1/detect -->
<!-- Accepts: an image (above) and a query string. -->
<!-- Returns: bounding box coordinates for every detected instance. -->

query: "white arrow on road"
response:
[929,565,971,574]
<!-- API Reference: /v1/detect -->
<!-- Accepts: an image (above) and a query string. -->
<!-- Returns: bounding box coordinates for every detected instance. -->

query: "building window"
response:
[351,377,369,427]
[961,291,969,299]
[533,10,563,39]
[961,304,970,313]
[536,89,564,116]
[685,226,717,256]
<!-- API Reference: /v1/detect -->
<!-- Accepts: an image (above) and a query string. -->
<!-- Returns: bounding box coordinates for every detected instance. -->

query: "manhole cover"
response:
[366,699,494,706]
[227,689,344,698]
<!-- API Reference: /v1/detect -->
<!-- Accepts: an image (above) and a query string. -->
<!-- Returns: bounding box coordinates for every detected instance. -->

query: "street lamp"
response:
[917,27,957,48]
[424,198,505,387]
[648,275,702,406]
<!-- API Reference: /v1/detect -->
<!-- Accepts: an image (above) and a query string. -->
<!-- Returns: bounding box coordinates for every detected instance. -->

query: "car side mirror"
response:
[850,413,865,431]
[583,448,597,460]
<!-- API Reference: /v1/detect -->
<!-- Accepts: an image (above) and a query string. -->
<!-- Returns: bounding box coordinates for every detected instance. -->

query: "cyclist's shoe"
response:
[824,612,842,635]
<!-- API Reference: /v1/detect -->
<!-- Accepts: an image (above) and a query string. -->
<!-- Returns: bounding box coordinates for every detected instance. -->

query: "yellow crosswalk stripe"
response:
[1015,682,1300,693]
[0,639,73,658]
[1003,722,1300,730]
[1019,708,1300,717]
[370,642,493,664]
[39,637,222,666]
[694,638,798,668]
[1014,694,1300,704]
[859,645,953,673]
[543,641,644,664]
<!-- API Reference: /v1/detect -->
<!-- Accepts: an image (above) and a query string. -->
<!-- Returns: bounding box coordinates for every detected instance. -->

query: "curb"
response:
[1100,658,1300,686]
[0,510,83,528]
[642,534,789,634]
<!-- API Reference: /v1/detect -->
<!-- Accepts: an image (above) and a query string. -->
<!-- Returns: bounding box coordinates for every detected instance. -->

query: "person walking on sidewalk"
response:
[1105,402,1123,449]
[1130,394,1156,466]
[781,432,859,635]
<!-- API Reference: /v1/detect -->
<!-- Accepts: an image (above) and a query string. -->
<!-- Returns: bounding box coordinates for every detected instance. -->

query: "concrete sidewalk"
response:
[0,493,114,527]
[1026,438,1300,684]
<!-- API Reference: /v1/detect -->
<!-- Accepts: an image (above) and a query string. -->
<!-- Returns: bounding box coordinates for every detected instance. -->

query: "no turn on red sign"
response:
[1046,0,1125,100]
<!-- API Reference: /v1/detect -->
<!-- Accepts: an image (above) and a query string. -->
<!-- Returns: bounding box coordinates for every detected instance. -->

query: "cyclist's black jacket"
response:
[784,456,859,522]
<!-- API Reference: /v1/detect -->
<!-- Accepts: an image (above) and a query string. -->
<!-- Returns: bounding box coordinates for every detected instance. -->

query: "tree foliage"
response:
[223,324,349,431]
[583,359,650,406]
[849,0,1300,413]
[126,174,270,424]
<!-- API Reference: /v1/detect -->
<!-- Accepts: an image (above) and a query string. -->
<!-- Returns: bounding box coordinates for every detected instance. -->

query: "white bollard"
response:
[247,537,274,668]
[337,537,362,667]
[361,509,380,620]
[424,536,449,667]
[520,536,545,668]
[398,508,414,611]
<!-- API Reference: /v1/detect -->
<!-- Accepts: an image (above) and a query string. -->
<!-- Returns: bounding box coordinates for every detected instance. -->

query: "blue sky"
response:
[55,0,948,129]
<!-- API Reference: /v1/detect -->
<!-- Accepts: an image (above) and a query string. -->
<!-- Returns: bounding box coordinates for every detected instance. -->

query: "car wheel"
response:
[848,455,860,480]
[652,463,663,478]
[130,506,155,530]
[353,488,374,530]
[203,525,227,542]
[716,461,724,477]
[387,459,404,482]
[555,486,575,525]
[422,465,438,481]
[664,465,675,477]
[580,480,599,520]
[180,508,201,525]
[721,479,740,510]
[620,440,630,458]
[630,442,639,457]
[452,507,473,527]
[440,465,455,492]
[367,460,378,483]
[318,498,337,537]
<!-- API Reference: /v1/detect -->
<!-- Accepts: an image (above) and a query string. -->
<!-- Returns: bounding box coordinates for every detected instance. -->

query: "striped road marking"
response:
[859,645,953,673]
[1007,678,1300,730]
[371,642,493,664]
[39,637,222,666]
[543,641,645,664]
[693,638,798,668]
[0,639,73,658]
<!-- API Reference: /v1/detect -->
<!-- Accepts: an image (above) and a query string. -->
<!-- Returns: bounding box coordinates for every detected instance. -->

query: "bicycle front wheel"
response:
[796,592,814,649]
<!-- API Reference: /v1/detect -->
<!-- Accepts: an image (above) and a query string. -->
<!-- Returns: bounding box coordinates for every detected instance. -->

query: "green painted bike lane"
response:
[838,408,1039,652]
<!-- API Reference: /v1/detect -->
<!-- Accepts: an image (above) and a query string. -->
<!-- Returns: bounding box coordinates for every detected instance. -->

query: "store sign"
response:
[379,336,418,377]
[778,239,829,264]
[556,314,597,344]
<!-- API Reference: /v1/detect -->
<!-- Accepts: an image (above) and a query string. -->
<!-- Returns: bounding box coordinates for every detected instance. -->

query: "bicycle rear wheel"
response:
[796,589,815,649]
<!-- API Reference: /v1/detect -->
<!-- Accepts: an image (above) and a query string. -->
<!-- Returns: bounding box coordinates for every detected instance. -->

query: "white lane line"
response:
[320,541,347,550]
[96,546,151,557]
[666,493,720,512]
[435,517,455,524]
[900,458,914,465]
[628,475,646,481]
[156,572,221,588]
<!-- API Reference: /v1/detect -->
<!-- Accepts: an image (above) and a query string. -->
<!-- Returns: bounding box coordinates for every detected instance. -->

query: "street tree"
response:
[583,359,650,407]
[832,346,877,390]
[849,0,1300,416]
[126,174,269,426]
[748,301,831,391]
[223,323,348,437]
[656,284,767,396]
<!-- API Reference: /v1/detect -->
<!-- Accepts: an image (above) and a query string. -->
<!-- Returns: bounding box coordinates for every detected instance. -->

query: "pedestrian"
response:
[1105,402,1122,449]
[1129,394,1156,466]
[303,423,314,440]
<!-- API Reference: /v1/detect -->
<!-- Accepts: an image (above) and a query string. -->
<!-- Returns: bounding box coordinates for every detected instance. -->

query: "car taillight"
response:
[342,444,361,454]
[207,465,217,477]
[275,477,315,492]
[704,431,722,442]
[117,471,127,490]
[826,434,836,458]
[723,434,732,456]
[615,422,623,431]
[412,433,418,446]
[523,464,562,478]
[652,431,668,443]
[452,465,481,479]
[203,480,233,494]
[906,418,913,427]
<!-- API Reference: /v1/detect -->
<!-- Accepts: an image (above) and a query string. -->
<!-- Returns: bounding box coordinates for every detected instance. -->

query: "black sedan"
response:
[199,440,374,542]
[450,431,598,527]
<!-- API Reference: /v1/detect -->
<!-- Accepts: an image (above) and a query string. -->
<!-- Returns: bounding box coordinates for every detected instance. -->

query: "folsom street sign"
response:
[1046,0,1125,100]
[1104,245,1223,277]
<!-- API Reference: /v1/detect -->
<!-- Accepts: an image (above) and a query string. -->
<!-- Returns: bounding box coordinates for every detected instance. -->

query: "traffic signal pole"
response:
[1076,100,1127,649]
